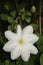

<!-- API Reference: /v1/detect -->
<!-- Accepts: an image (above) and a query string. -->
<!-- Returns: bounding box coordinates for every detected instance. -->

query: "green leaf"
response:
[26,11,32,16]
[19,8,25,13]
[10,10,16,18]
[25,17,31,23]
[8,16,14,23]
[21,14,25,21]
[4,60,10,65]
[19,4,25,13]
[10,62,15,65]
[36,34,43,52]
[4,2,14,11]
[4,3,10,11]
[8,25,13,31]
[30,24,38,31]
[40,54,43,65]
[14,19,18,24]
[1,13,8,21]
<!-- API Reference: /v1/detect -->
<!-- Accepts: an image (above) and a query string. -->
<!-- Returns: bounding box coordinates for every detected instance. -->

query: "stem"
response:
[39,0,41,34]
[15,0,22,27]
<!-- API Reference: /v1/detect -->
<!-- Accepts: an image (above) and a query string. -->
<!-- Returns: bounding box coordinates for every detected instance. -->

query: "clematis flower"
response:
[3,25,39,61]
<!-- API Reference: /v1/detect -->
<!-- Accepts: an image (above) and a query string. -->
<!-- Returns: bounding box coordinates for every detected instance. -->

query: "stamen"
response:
[18,38,24,44]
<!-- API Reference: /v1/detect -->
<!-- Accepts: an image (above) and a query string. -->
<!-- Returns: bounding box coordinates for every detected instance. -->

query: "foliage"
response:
[40,54,43,65]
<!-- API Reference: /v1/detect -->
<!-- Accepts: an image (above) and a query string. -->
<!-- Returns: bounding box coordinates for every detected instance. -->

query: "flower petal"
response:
[23,34,39,44]
[3,40,17,52]
[21,46,30,61]
[17,25,22,38]
[30,45,38,54]
[11,45,21,60]
[5,31,16,40]
[22,25,33,35]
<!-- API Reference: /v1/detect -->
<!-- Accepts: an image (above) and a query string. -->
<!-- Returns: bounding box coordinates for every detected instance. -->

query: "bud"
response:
[31,5,36,13]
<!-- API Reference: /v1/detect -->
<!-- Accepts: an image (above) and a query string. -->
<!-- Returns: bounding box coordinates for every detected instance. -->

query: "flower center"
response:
[18,38,25,44]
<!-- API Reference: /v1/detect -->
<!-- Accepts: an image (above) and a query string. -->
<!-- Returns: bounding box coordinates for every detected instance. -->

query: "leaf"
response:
[10,62,15,65]
[4,2,14,11]
[8,16,14,23]
[30,24,38,31]
[10,10,16,18]
[19,4,25,13]
[36,34,43,52]
[14,19,18,24]
[26,11,32,16]
[4,2,10,11]
[25,17,31,23]
[21,14,25,21]
[1,13,8,21]
[4,60,10,65]
[19,8,25,13]
[8,25,13,31]
[40,54,43,65]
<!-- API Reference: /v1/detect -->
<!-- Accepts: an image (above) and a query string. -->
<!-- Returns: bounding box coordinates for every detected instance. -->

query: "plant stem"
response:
[15,0,22,27]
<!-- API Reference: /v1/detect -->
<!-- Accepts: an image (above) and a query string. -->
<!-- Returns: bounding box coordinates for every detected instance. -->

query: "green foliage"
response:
[10,10,16,18]
[0,35,7,45]
[0,13,8,21]
[4,60,10,65]
[25,17,31,23]
[36,34,43,52]
[19,4,25,13]
[4,2,14,11]
[31,24,38,31]
[25,11,32,16]
[21,14,25,21]
[8,25,14,31]
[40,54,43,65]
[8,16,14,23]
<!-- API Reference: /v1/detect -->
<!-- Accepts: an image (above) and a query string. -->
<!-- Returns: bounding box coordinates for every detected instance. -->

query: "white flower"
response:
[3,25,39,62]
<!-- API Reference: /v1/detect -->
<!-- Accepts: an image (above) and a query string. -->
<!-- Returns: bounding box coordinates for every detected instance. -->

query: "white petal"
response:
[3,40,17,52]
[11,45,21,60]
[23,34,39,44]
[21,46,30,61]
[22,25,33,35]
[30,45,38,54]
[5,31,16,40]
[17,25,22,38]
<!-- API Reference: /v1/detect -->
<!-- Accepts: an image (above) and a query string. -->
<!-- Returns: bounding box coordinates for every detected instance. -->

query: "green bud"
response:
[31,5,36,13]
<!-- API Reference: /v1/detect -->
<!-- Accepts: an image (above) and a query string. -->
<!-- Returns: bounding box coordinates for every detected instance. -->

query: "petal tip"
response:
[3,45,6,52]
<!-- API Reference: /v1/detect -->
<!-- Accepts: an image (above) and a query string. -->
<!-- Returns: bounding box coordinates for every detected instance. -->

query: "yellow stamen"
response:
[18,38,24,44]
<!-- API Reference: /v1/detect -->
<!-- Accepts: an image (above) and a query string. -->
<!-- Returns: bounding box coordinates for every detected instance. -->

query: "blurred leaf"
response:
[19,8,25,13]
[10,10,16,18]
[19,4,25,13]
[25,17,31,23]
[4,60,10,65]
[8,16,14,23]
[10,62,15,65]
[1,13,8,21]
[4,2,14,11]
[26,12,32,16]
[4,3,10,11]
[40,54,43,65]
[36,34,43,52]
[8,25,13,31]
[21,14,25,21]
[14,19,18,24]
[30,24,38,31]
